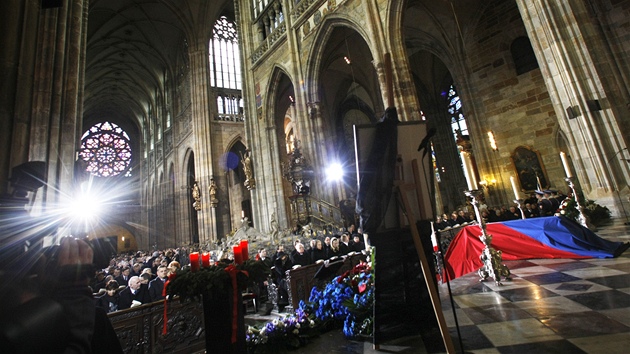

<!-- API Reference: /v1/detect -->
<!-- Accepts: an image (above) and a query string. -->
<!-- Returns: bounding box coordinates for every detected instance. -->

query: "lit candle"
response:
[460,149,478,190]
[189,252,200,272]
[510,176,520,200]
[241,210,245,219]
[233,245,243,265]
[239,239,249,261]
[560,152,573,178]
[430,222,438,252]
[201,252,210,268]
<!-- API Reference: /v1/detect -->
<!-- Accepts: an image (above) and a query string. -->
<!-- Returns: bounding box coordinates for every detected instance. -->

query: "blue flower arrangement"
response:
[246,261,374,353]
[246,307,316,353]
[304,261,374,338]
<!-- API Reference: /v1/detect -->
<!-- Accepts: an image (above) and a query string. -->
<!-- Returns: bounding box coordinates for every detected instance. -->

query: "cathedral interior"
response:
[2,0,628,251]
[1,0,630,352]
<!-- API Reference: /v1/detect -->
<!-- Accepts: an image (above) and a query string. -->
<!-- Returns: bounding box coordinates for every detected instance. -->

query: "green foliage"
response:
[166,259,269,301]
[559,197,611,226]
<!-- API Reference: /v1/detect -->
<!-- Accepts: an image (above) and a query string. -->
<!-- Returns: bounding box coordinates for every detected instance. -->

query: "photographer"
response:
[0,237,122,353]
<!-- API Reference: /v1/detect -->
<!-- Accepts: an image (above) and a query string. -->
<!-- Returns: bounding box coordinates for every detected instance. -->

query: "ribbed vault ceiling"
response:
[84,0,228,132]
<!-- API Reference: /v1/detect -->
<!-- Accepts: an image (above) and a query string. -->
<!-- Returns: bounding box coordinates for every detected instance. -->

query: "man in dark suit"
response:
[118,276,151,310]
[148,266,168,302]
[115,266,131,287]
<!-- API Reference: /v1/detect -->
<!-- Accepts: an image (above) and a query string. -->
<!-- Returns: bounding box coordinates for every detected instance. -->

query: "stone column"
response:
[27,0,89,215]
[516,0,629,215]
[188,41,218,243]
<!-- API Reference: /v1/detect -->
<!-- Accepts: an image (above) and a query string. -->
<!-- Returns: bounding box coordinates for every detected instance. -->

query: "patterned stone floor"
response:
[439,218,630,354]
[250,218,630,354]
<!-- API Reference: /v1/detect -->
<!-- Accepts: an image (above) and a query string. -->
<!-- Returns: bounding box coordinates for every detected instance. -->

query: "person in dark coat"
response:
[95,280,121,314]
[351,234,365,252]
[536,190,554,216]
[310,240,326,262]
[339,233,351,254]
[115,266,131,287]
[327,237,343,258]
[291,243,311,267]
[118,276,151,310]
[148,266,167,302]
[273,252,293,310]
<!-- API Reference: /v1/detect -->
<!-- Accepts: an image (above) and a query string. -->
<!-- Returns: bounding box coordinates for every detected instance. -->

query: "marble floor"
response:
[249,218,630,354]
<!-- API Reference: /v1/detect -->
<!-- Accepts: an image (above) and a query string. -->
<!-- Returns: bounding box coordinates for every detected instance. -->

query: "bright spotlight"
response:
[325,162,344,182]
[68,191,102,223]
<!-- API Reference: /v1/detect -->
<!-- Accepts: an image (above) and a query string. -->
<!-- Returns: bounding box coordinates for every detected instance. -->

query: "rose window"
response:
[79,122,132,177]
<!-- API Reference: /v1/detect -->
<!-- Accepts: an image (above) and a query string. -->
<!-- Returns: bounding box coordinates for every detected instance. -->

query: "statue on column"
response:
[209,178,218,208]
[269,212,279,242]
[192,181,201,211]
[241,150,256,190]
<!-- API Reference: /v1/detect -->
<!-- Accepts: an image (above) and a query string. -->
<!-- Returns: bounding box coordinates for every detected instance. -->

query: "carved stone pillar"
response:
[28,0,89,214]
[188,43,218,243]
[516,0,629,214]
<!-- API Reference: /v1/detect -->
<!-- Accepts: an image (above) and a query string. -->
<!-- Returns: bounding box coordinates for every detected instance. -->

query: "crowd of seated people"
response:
[264,225,368,311]
[90,248,186,314]
[89,225,369,314]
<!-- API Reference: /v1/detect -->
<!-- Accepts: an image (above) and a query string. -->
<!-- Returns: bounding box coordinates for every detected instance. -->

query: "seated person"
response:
[327,237,343,258]
[96,280,121,313]
[148,265,168,302]
[291,243,311,267]
[310,240,326,262]
[118,276,151,310]
[351,234,365,252]
[435,216,449,230]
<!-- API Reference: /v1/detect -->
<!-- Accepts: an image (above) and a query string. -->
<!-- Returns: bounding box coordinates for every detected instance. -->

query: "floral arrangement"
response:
[166,259,269,301]
[306,261,374,338]
[558,196,611,226]
[246,307,316,353]
[245,261,374,352]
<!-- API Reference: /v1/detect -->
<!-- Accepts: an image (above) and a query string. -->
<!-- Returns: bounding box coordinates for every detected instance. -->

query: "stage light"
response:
[68,191,103,224]
[325,162,344,182]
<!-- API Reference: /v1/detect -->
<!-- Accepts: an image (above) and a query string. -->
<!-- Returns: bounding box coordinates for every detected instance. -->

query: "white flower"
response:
[293,329,299,335]
[309,320,315,328]
[272,319,279,326]
[295,323,300,329]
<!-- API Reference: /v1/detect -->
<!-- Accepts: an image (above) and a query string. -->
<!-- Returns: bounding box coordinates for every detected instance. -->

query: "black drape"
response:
[355,107,399,235]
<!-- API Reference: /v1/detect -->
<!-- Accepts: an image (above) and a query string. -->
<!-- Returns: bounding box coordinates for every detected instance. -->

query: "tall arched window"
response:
[209,16,241,90]
[447,84,468,141]
[209,16,243,122]
[79,122,132,177]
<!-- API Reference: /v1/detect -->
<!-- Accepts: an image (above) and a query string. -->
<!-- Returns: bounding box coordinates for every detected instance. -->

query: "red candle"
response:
[233,245,243,265]
[189,252,200,272]
[201,252,210,268]
[240,239,249,261]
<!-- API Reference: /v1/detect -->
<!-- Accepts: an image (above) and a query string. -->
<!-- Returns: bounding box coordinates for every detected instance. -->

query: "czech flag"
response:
[443,216,629,281]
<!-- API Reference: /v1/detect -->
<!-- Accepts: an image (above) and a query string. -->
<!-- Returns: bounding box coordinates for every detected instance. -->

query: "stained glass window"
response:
[79,122,132,177]
[447,84,467,140]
